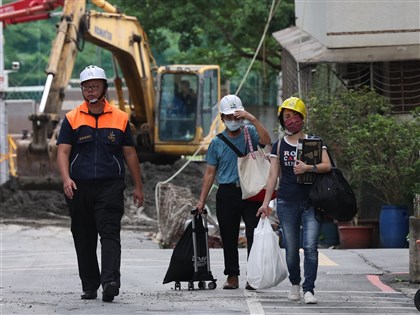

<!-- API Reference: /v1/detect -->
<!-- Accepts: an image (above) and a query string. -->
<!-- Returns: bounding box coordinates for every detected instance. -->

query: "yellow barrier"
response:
[0,135,17,177]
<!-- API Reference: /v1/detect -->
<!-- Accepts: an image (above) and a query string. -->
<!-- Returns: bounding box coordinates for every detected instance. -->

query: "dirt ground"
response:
[0,159,215,235]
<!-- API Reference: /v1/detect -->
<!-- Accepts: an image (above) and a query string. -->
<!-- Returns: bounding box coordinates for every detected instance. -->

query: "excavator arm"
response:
[0,0,64,25]
[3,0,222,188]
[82,9,157,136]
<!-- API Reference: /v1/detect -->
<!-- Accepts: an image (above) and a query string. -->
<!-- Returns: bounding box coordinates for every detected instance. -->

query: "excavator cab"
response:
[155,65,222,156]
[158,73,199,142]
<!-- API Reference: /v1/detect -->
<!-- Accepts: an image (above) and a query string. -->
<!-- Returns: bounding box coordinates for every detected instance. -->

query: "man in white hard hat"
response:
[56,65,144,303]
[195,94,271,290]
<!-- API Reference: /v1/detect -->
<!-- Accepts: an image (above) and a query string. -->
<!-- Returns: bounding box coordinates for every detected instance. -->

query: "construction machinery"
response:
[0,0,223,188]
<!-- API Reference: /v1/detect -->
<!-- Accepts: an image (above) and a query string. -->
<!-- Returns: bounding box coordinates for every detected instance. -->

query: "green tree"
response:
[120,0,294,104]
[308,89,420,207]
[4,20,57,86]
[3,19,113,88]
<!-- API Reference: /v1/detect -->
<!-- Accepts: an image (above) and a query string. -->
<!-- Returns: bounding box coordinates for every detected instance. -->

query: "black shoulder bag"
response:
[309,150,357,222]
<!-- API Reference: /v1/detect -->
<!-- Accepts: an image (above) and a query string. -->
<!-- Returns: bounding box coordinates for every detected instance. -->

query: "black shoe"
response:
[102,281,119,302]
[245,282,256,290]
[102,294,114,303]
[81,290,97,300]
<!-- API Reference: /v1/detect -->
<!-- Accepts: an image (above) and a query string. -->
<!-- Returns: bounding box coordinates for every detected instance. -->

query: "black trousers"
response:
[216,184,261,276]
[66,178,125,292]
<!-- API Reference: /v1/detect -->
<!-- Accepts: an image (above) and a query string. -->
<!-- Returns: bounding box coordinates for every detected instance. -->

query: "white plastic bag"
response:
[246,217,288,289]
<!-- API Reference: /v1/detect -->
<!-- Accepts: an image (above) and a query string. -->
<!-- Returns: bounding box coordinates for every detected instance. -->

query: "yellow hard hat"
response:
[278,97,307,122]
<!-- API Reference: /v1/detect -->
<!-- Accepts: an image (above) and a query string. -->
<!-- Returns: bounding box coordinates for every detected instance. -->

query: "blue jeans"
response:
[277,198,321,294]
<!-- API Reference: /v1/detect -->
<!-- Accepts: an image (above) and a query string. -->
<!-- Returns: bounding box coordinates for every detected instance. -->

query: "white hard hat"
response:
[80,65,107,83]
[220,95,244,115]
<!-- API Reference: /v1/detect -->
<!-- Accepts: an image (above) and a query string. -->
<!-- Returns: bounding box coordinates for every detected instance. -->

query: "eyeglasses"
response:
[81,84,100,91]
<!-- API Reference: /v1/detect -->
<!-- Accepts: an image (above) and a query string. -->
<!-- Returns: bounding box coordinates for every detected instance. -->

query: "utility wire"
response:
[235,0,282,95]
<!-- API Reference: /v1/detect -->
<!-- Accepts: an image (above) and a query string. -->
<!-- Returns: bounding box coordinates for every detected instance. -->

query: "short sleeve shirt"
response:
[270,137,311,201]
[206,125,260,184]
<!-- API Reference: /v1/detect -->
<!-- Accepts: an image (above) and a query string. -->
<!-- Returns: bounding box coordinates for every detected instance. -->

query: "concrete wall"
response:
[295,0,420,48]
[6,100,35,135]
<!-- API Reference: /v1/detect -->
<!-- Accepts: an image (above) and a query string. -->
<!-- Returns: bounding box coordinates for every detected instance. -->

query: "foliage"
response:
[307,89,420,206]
[120,0,293,73]
[3,20,57,86]
[3,20,114,88]
[346,113,420,205]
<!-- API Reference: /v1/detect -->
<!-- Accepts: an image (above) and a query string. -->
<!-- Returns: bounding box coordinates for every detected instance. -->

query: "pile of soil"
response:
[0,159,216,232]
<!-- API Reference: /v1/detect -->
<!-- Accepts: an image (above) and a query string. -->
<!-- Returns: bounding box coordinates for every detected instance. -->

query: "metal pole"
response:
[38,73,53,113]
[0,0,9,185]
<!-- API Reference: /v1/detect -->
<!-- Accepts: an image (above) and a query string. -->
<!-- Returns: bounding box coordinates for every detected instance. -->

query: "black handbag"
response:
[309,151,357,222]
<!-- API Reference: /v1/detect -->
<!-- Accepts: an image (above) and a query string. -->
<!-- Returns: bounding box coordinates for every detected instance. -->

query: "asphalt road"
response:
[1,223,419,314]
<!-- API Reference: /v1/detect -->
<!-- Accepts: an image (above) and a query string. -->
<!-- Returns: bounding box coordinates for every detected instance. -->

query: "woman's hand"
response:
[257,204,272,218]
[294,160,309,174]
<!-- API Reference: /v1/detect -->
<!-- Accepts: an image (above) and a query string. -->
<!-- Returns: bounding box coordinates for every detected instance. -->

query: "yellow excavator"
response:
[0,0,223,188]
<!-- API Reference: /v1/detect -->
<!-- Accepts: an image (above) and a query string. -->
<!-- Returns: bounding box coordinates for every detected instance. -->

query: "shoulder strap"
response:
[274,139,282,179]
[318,138,336,168]
[243,125,254,154]
[216,133,245,157]
[326,149,336,168]
[276,138,282,164]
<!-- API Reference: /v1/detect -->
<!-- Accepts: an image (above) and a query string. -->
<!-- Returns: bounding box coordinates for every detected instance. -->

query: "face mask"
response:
[284,115,303,134]
[224,120,243,132]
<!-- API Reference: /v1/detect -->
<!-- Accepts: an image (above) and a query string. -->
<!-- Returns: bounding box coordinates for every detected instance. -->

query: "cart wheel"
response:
[198,281,206,290]
[175,282,181,290]
[208,281,217,290]
[414,289,420,311]
[188,282,194,290]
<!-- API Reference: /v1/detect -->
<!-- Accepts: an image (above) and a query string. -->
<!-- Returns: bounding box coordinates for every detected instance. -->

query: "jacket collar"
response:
[80,99,113,114]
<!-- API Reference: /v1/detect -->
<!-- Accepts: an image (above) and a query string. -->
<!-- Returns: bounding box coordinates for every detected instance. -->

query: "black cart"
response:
[163,209,217,290]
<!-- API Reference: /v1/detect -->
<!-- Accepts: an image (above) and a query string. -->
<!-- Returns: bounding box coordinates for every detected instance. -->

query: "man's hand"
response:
[63,178,77,199]
[133,187,144,208]
[195,200,205,213]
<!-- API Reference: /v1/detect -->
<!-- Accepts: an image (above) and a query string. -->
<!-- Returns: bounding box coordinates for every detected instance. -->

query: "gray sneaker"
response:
[304,291,318,304]
[288,285,301,300]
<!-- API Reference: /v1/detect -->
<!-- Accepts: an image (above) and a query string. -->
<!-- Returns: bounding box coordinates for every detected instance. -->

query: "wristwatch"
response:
[311,165,318,173]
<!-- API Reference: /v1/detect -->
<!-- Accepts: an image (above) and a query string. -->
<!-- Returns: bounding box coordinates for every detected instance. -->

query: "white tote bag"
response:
[246,217,288,289]
[238,126,277,202]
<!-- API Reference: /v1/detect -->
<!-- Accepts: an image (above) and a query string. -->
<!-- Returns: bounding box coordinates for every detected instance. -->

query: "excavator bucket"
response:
[15,113,61,190]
